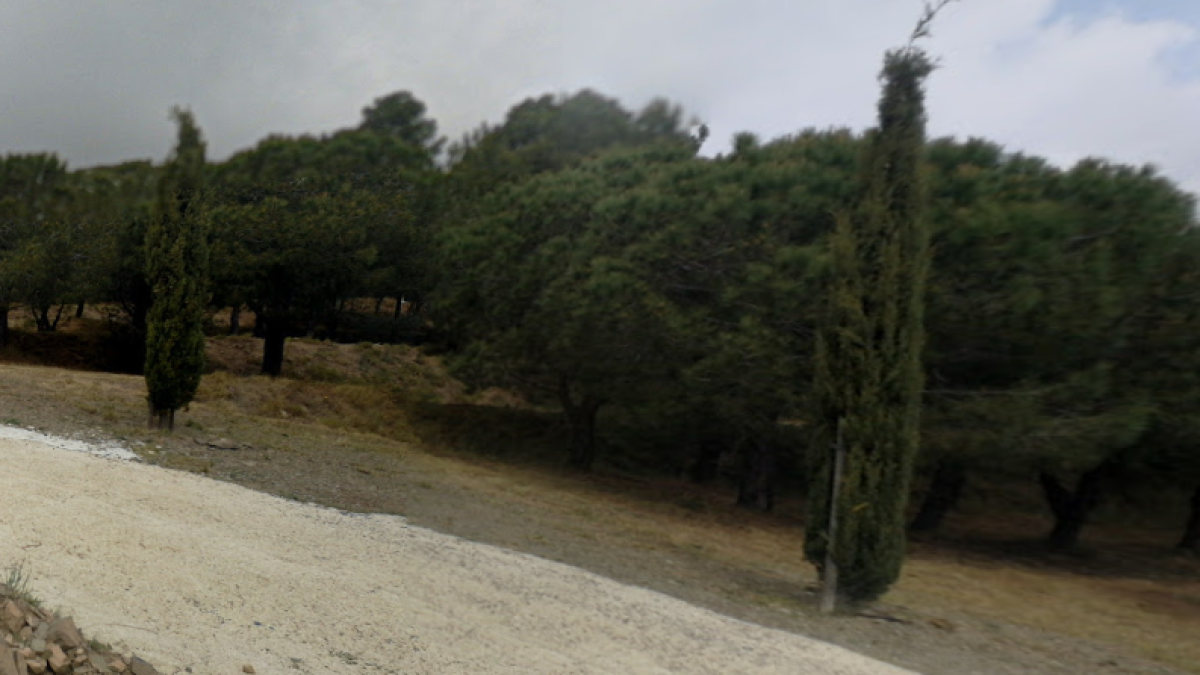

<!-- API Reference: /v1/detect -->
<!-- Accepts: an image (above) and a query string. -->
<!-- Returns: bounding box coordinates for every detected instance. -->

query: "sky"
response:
[0,0,1197,197]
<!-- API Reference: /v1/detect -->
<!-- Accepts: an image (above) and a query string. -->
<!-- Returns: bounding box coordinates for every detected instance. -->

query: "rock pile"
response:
[0,585,159,675]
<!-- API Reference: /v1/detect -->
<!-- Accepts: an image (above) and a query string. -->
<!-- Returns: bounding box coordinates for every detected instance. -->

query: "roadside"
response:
[0,358,1195,675]
[0,434,920,675]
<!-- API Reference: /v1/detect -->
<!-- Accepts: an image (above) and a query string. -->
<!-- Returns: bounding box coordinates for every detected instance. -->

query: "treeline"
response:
[3,77,1199,576]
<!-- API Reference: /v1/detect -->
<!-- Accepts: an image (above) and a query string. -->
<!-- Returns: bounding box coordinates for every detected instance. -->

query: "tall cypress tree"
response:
[803,41,936,602]
[145,108,209,430]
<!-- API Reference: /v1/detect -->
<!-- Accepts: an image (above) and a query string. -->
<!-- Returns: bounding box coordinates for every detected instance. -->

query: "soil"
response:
[0,357,1194,675]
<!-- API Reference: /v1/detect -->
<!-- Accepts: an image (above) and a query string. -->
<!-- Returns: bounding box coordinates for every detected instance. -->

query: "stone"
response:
[128,656,158,675]
[27,657,48,674]
[18,648,35,660]
[1,602,23,634]
[73,652,88,665]
[34,623,49,640]
[242,666,255,674]
[45,644,68,673]
[30,638,46,654]
[107,659,126,673]
[19,626,31,642]
[46,617,84,650]
[88,653,111,673]
[0,645,20,675]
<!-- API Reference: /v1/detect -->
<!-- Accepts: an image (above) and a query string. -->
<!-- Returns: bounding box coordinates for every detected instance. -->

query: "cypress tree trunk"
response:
[803,46,935,603]
[0,304,8,348]
[910,459,968,533]
[262,315,288,377]
[1040,468,1107,551]
[375,297,385,315]
[1177,485,1200,552]
[147,404,175,431]
[228,305,241,336]
[75,301,85,319]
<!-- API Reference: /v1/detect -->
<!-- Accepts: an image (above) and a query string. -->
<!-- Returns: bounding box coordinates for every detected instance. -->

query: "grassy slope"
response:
[0,326,1196,675]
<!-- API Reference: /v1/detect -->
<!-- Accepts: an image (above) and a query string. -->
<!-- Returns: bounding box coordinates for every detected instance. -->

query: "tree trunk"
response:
[1040,466,1108,551]
[375,297,385,315]
[34,304,62,332]
[228,305,242,336]
[75,301,85,319]
[0,305,8,348]
[327,301,342,342]
[262,315,288,377]
[252,309,267,339]
[737,436,776,512]
[131,297,149,334]
[1178,485,1200,552]
[147,405,175,431]
[557,378,602,470]
[910,459,968,533]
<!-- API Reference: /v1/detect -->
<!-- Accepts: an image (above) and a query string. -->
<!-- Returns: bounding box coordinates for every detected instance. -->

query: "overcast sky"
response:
[1,0,1197,196]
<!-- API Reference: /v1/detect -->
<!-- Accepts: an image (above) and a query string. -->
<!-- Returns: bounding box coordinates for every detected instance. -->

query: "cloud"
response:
[931,0,1200,196]
[0,0,1195,198]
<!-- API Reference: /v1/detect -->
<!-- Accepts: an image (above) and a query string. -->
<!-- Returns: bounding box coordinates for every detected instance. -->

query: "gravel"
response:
[0,431,916,675]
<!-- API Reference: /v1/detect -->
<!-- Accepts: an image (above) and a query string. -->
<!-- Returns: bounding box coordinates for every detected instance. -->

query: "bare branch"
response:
[909,0,959,47]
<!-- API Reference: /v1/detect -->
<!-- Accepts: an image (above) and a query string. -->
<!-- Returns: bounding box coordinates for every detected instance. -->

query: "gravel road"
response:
[0,430,915,674]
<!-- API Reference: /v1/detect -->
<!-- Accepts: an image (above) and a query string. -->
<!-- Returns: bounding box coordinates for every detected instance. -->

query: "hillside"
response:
[0,336,1196,675]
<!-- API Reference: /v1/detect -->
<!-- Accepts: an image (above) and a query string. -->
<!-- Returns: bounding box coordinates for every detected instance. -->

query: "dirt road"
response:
[0,432,914,674]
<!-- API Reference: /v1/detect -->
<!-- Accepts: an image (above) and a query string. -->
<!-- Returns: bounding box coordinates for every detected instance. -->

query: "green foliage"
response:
[0,154,73,323]
[208,109,432,373]
[358,90,445,159]
[3,81,1200,556]
[144,108,210,427]
[436,143,698,467]
[0,154,127,336]
[444,90,700,208]
[804,48,935,602]
[84,161,159,331]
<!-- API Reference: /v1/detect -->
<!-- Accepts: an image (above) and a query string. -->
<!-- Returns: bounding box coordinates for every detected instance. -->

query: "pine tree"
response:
[145,108,209,430]
[803,43,936,602]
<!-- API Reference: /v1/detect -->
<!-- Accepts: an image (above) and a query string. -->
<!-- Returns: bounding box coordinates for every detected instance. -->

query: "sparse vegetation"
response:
[4,561,42,608]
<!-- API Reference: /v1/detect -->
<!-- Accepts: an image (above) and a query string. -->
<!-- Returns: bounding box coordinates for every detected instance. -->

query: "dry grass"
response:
[894,550,1200,672]
[0,330,1196,674]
